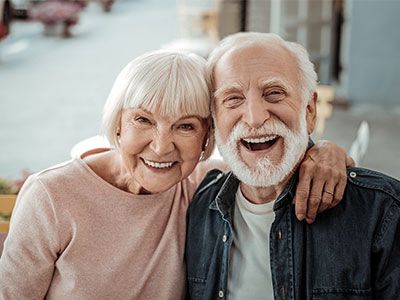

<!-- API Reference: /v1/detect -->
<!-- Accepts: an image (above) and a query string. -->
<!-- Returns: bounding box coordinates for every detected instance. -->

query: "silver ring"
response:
[323,190,334,196]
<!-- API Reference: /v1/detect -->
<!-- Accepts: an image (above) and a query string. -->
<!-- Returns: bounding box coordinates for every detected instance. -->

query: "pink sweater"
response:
[0,158,208,299]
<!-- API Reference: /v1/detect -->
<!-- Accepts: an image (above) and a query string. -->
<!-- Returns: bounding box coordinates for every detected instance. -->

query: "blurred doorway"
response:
[245,0,345,85]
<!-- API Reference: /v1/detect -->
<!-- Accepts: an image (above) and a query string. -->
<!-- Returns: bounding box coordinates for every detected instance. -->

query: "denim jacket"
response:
[185,167,400,300]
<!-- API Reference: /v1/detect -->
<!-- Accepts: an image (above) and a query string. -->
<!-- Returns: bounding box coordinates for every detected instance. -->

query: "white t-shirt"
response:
[228,187,275,300]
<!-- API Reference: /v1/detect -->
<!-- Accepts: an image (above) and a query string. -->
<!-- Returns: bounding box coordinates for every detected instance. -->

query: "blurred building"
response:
[199,0,400,105]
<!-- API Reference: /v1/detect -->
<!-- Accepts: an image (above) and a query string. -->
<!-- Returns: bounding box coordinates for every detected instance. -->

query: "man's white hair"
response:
[101,49,215,160]
[207,32,318,107]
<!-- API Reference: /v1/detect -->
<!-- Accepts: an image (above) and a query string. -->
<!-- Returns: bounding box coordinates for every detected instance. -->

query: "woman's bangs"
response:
[123,65,210,119]
[160,76,209,118]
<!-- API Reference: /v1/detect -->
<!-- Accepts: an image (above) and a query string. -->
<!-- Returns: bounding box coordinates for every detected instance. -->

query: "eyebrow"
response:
[123,107,151,119]
[258,78,291,91]
[213,83,243,100]
[126,107,152,114]
[137,109,203,122]
[176,115,204,122]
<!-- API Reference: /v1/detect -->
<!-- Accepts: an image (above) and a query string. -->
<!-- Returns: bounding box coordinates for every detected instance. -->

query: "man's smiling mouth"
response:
[240,135,279,151]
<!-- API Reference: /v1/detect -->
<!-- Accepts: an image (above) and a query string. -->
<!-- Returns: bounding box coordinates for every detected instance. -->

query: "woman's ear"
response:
[201,120,211,151]
[200,117,215,161]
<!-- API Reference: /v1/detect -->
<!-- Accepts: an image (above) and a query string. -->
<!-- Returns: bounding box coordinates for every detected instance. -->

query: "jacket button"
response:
[222,234,227,242]
[218,290,224,298]
[350,171,357,178]
[277,230,283,240]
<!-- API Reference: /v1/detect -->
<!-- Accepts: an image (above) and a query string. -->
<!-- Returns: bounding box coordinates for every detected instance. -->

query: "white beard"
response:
[215,112,309,187]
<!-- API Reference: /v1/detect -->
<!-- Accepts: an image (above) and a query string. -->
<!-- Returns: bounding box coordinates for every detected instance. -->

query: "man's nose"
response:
[150,129,175,156]
[242,97,270,128]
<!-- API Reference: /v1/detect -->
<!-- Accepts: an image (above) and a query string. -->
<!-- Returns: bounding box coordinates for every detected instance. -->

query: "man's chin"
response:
[226,143,307,188]
[216,144,284,188]
[225,154,286,188]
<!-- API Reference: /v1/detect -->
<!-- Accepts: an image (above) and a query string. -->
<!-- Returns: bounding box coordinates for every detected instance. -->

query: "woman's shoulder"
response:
[13,159,85,217]
[34,158,86,184]
[23,158,98,201]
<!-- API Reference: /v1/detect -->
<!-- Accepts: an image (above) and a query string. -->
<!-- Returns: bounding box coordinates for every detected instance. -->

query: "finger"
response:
[346,155,356,167]
[306,217,315,224]
[294,173,312,221]
[331,173,347,207]
[306,178,325,223]
[318,180,336,213]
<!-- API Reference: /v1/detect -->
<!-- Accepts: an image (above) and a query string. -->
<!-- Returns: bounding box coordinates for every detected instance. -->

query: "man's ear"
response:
[306,91,317,134]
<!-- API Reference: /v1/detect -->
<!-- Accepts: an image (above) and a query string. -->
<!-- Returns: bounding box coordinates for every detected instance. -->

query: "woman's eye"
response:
[135,116,151,124]
[177,123,194,131]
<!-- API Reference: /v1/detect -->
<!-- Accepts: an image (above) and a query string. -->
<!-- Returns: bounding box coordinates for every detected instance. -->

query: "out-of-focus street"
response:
[321,105,400,180]
[0,0,178,178]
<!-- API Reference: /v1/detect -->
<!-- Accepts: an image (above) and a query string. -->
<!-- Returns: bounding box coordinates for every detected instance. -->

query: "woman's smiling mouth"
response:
[141,158,176,169]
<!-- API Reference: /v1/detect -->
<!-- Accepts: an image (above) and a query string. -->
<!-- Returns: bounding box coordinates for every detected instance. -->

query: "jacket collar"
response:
[209,169,299,216]
[209,172,239,219]
[273,171,298,211]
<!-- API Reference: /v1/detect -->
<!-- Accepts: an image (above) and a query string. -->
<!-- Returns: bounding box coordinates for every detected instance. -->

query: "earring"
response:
[199,150,205,161]
[202,137,209,151]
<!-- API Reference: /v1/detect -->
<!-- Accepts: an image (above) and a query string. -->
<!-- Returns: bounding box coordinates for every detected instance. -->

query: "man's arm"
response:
[294,140,354,223]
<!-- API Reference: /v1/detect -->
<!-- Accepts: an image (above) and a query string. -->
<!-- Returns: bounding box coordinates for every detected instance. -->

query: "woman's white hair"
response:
[101,49,215,160]
[207,32,318,108]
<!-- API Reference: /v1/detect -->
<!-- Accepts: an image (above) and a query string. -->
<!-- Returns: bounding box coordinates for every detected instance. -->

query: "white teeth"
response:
[143,159,174,169]
[243,135,277,144]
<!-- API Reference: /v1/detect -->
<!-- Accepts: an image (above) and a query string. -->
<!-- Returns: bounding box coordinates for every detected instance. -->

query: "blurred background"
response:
[1,0,399,182]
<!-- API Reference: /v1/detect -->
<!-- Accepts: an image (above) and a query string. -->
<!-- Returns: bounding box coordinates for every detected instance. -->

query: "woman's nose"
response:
[150,130,175,156]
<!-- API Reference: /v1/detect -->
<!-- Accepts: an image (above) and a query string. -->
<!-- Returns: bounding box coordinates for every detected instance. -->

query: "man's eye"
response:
[263,90,285,103]
[177,123,194,131]
[223,96,244,108]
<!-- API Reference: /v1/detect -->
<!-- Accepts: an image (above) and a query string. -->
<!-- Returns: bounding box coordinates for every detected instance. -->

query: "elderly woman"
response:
[0,50,350,299]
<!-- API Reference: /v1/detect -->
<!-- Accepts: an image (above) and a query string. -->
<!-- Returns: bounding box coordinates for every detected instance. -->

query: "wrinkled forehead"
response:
[214,43,299,86]
[221,40,296,63]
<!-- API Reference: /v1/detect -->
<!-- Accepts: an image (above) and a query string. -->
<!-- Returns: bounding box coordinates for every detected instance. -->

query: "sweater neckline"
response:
[74,157,177,201]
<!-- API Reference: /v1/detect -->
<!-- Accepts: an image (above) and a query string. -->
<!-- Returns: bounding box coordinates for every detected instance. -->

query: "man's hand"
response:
[294,140,355,224]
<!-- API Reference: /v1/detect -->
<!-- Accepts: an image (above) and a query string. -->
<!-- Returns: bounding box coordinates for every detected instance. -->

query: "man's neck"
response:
[239,183,282,205]
[239,175,292,205]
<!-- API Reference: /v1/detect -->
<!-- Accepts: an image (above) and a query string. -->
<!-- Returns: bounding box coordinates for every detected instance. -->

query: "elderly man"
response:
[185,32,400,299]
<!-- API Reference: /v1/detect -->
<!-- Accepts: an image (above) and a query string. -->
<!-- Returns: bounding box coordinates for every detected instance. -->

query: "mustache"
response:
[227,119,292,144]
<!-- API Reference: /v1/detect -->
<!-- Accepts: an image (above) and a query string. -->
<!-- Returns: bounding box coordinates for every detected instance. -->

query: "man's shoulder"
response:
[346,167,400,204]
[189,169,228,210]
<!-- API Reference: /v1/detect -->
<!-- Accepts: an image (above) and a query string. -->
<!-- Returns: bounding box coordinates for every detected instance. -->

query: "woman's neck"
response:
[83,150,147,195]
